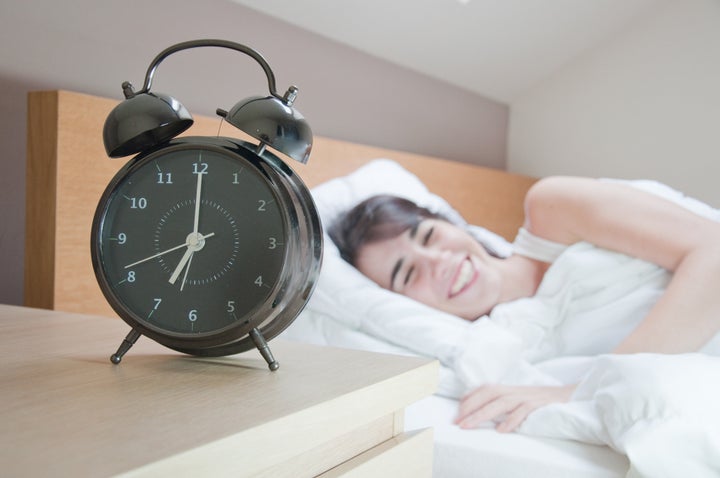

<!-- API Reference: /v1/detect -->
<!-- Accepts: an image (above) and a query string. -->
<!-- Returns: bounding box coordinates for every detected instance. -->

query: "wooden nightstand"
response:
[0,305,437,477]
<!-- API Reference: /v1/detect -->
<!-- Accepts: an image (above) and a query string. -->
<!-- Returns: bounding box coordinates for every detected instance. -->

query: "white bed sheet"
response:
[404,395,629,478]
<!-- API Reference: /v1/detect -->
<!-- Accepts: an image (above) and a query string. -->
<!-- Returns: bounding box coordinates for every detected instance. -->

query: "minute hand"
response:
[193,169,203,234]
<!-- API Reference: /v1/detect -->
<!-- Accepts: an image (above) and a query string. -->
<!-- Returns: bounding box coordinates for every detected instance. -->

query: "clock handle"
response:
[249,328,280,371]
[110,329,142,364]
[137,39,280,99]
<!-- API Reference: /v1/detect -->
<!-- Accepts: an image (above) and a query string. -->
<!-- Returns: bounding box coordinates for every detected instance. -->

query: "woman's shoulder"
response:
[522,176,599,245]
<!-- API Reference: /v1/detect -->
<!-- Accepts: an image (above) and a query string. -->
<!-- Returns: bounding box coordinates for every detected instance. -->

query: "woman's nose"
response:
[415,247,453,278]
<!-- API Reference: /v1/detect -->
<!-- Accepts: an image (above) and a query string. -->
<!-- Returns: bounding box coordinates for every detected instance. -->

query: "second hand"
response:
[124,232,215,269]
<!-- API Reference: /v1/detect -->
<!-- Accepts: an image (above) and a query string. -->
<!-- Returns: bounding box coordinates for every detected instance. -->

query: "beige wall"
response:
[0,0,507,305]
[508,0,720,206]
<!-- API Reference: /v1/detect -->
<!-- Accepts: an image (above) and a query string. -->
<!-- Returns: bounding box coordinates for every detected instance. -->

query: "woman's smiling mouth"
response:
[449,257,476,297]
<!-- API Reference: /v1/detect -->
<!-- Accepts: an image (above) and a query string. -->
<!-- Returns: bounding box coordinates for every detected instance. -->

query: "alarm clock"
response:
[91,40,322,370]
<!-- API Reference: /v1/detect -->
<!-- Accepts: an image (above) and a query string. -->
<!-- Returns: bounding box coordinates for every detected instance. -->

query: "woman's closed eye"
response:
[401,225,433,288]
[421,225,434,246]
[402,265,415,287]
[391,222,436,291]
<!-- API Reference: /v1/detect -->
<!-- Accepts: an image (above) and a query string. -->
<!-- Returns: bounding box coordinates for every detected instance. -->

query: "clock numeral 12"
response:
[193,163,208,175]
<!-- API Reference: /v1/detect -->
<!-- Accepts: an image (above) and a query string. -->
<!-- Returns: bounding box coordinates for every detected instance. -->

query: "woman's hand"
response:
[455,384,576,432]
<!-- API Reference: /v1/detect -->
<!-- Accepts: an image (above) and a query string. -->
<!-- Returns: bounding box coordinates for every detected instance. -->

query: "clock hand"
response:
[180,251,194,292]
[124,232,215,269]
[169,247,193,285]
[168,230,213,286]
[193,168,203,234]
[168,163,206,289]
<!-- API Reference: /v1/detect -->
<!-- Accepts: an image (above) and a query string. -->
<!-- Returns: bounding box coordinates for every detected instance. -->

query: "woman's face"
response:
[355,219,503,320]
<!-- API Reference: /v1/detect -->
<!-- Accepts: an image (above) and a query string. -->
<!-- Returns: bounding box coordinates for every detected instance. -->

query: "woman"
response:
[329,176,720,432]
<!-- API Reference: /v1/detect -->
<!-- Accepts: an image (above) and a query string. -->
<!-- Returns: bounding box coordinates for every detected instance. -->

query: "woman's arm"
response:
[524,176,720,353]
[457,176,720,431]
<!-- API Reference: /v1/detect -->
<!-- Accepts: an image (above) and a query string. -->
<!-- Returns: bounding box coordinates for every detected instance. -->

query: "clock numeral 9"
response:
[110,232,127,244]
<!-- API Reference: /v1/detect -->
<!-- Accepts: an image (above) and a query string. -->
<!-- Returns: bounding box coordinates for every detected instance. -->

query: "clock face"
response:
[93,142,288,342]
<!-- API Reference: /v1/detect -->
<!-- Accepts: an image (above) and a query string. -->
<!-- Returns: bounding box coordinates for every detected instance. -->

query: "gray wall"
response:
[509,0,720,207]
[0,0,508,305]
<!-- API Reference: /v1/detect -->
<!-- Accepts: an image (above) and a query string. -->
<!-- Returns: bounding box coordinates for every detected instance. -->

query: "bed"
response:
[26,90,720,478]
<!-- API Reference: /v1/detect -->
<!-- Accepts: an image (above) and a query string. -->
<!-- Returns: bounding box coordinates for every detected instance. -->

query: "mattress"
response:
[404,395,629,478]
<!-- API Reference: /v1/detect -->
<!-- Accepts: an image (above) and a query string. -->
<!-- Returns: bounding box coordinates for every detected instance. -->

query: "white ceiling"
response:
[231,0,662,103]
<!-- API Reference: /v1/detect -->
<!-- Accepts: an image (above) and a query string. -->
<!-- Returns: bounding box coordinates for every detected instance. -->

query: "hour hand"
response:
[169,247,193,285]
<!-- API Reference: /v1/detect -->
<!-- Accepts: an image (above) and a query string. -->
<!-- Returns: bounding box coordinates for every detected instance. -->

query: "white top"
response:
[512,227,567,263]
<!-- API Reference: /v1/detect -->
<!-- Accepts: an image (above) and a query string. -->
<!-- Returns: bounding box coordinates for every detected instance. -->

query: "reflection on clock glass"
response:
[98,146,286,336]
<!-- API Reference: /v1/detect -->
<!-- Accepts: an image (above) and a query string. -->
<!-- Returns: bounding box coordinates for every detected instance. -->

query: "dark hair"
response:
[328,195,448,266]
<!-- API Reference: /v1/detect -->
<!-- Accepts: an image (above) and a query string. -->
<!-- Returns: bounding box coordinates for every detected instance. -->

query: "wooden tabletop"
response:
[0,305,437,477]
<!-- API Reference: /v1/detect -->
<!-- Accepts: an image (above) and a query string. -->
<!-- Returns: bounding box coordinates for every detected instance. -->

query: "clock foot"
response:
[110,329,142,364]
[249,327,279,371]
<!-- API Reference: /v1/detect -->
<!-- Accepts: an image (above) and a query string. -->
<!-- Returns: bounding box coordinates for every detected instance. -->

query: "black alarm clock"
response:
[91,40,322,370]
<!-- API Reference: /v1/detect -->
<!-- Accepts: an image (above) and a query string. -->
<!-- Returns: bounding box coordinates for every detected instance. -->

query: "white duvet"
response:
[282,160,720,477]
[459,239,720,477]
[522,353,720,478]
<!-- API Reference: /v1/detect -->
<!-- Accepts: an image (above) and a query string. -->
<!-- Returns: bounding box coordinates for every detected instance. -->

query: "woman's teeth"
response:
[450,259,474,296]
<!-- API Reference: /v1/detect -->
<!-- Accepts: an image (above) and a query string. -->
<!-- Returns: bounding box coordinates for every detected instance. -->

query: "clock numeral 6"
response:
[188,309,198,322]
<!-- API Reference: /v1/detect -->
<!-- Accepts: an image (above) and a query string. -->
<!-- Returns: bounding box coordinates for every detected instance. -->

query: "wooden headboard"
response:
[25,90,536,315]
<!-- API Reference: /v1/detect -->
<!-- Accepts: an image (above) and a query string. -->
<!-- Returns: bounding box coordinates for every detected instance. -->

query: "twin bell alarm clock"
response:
[91,39,322,370]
